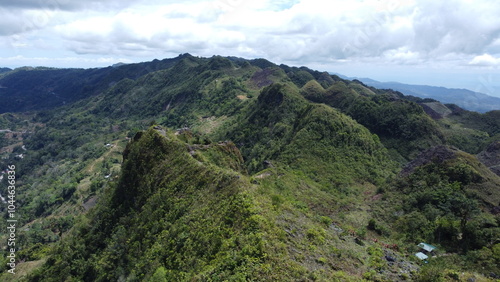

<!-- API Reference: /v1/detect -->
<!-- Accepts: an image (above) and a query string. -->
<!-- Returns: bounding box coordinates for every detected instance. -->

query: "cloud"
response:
[0,55,134,68]
[411,0,500,57]
[0,0,499,73]
[50,1,254,58]
[0,0,140,12]
[0,7,59,36]
[469,54,500,66]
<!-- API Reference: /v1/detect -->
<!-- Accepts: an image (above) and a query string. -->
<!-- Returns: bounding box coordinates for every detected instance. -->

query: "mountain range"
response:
[350,77,500,113]
[0,54,499,281]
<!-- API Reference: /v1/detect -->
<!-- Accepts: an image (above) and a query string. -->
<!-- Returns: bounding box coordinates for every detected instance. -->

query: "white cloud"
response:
[0,0,142,12]
[3,0,499,64]
[383,48,422,64]
[469,54,500,66]
[0,55,134,68]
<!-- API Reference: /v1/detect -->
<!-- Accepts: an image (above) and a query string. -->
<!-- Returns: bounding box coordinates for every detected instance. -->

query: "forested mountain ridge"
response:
[0,54,191,114]
[0,54,498,281]
[0,68,11,74]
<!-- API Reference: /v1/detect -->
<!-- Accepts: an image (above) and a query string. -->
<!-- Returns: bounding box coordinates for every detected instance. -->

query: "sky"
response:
[1,0,500,97]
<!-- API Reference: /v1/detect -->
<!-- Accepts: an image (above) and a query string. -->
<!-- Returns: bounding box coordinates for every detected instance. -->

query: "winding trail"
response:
[86,139,122,174]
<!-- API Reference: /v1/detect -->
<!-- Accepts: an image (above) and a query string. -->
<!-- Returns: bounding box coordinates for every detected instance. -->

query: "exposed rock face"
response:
[251,68,275,88]
[477,141,500,176]
[420,102,452,119]
[400,145,459,177]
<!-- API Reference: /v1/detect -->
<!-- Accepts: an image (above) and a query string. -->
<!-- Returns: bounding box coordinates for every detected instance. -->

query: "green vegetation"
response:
[301,80,444,161]
[29,128,270,281]
[0,55,498,281]
[0,54,193,114]
[394,161,498,249]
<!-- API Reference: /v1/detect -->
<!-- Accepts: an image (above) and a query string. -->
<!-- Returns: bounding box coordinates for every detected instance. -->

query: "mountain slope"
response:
[28,78,405,280]
[29,125,402,281]
[29,127,269,281]
[222,82,395,184]
[300,79,444,161]
[381,145,500,272]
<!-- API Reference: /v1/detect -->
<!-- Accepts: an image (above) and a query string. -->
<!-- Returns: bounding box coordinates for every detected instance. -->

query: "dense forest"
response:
[0,54,499,281]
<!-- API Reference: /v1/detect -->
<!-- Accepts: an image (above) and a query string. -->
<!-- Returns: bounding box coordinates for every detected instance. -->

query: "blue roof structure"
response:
[418,242,437,252]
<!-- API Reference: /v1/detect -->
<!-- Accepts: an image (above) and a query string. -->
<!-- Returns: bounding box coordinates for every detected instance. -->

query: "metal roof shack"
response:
[415,242,437,262]
[418,242,437,253]
[415,252,428,260]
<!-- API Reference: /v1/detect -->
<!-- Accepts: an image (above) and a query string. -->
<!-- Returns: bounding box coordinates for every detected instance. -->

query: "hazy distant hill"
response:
[357,78,500,113]
[0,67,11,74]
[0,54,190,113]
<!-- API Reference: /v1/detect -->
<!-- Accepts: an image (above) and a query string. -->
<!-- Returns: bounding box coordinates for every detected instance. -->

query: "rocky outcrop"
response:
[477,141,500,176]
[420,102,452,119]
[400,145,460,176]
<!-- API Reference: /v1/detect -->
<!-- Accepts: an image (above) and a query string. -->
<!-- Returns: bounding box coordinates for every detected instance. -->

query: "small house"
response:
[415,242,437,261]
[415,252,428,261]
[418,242,437,254]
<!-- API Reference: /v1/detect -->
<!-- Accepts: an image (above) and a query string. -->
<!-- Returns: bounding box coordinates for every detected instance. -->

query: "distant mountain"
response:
[357,78,500,113]
[111,62,127,68]
[0,54,191,113]
[0,67,11,74]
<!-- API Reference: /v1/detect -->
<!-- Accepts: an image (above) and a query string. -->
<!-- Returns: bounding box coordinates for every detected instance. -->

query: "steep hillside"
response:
[29,128,270,281]
[375,145,500,278]
[300,79,444,161]
[434,105,500,155]
[28,127,405,281]
[222,83,395,184]
[478,141,500,176]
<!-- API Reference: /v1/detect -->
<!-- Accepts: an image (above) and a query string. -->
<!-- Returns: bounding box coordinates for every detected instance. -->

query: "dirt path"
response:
[86,139,123,174]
